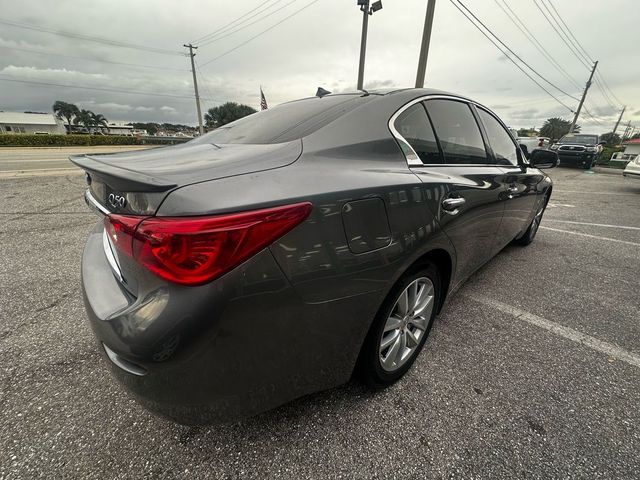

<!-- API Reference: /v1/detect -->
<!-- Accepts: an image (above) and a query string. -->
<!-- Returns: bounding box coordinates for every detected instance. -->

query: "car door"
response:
[475,106,543,247]
[393,98,507,283]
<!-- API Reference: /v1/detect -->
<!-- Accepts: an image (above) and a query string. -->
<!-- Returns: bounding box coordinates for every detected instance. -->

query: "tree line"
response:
[519,117,638,145]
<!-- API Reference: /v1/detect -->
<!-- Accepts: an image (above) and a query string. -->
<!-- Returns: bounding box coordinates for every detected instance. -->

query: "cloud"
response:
[0,0,636,131]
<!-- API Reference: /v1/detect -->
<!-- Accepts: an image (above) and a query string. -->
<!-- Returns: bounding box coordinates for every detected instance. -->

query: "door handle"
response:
[507,185,519,195]
[442,197,466,214]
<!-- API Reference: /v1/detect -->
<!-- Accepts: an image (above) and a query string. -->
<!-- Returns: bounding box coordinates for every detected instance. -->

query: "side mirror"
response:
[529,148,558,169]
[519,143,530,160]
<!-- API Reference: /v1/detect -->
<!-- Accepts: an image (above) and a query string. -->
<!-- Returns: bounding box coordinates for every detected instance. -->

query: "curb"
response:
[593,167,624,176]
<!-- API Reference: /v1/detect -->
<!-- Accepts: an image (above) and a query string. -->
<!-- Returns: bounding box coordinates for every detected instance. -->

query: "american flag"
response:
[260,87,268,110]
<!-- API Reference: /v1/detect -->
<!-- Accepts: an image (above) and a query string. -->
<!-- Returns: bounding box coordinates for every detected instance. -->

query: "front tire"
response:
[358,264,441,388]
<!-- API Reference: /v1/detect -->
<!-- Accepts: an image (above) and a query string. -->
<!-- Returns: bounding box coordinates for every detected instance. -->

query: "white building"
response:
[611,138,640,163]
[0,112,66,134]
[106,121,134,136]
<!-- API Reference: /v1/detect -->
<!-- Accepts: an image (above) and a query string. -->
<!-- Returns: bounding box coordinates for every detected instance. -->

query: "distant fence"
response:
[0,134,191,147]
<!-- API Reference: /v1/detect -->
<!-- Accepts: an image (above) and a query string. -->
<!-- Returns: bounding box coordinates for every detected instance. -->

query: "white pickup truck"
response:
[509,128,550,152]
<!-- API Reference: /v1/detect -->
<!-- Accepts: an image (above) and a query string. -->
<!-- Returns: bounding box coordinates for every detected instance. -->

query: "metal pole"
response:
[611,105,626,136]
[357,3,369,90]
[568,60,598,134]
[415,0,437,88]
[184,43,204,135]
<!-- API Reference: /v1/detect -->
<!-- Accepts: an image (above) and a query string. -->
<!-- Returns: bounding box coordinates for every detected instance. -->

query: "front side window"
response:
[393,103,442,164]
[424,100,488,165]
[477,109,518,166]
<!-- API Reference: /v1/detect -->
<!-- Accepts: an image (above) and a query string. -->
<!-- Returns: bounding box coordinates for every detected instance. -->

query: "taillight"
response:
[104,202,312,286]
[104,214,144,257]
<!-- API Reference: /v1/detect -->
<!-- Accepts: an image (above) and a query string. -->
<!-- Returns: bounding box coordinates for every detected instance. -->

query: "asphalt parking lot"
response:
[1,159,639,479]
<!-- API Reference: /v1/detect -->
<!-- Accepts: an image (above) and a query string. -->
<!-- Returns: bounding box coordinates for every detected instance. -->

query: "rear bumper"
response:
[81,223,379,424]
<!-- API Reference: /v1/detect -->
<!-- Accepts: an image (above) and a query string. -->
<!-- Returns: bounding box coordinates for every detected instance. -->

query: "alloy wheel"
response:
[379,277,435,372]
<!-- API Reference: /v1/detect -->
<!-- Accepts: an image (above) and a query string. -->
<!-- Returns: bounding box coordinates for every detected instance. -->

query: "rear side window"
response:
[393,103,442,164]
[424,100,488,165]
[477,108,518,166]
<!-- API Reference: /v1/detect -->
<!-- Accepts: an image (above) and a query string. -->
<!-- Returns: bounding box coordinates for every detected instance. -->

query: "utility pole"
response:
[621,120,631,141]
[415,0,437,88]
[183,43,204,135]
[568,60,598,134]
[356,1,382,90]
[611,105,626,136]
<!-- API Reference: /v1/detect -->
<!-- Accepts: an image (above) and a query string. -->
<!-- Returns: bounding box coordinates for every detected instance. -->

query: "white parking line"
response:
[466,295,640,369]
[0,168,82,178]
[544,219,640,231]
[540,226,640,247]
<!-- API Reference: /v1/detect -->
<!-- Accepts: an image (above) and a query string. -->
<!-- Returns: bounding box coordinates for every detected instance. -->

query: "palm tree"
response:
[91,112,108,134]
[540,117,581,142]
[52,101,80,133]
[73,109,95,133]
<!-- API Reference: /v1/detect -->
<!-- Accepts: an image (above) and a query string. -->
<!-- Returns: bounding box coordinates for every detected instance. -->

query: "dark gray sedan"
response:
[72,88,556,424]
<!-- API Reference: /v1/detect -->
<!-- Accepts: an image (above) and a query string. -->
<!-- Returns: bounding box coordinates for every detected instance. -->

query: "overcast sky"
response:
[0,0,638,133]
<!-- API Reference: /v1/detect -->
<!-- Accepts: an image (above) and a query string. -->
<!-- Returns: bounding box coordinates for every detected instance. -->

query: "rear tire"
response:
[513,194,549,246]
[358,264,441,388]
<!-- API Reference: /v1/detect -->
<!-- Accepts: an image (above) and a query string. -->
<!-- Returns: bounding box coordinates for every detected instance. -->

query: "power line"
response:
[198,0,302,47]
[0,75,222,102]
[595,71,624,106]
[529,0,624,110]
[0,45,187,72]
[493,0,581,90]
[199,0,320,68]
[447,0,574,112]
[546,1,594,63]
[539,0,592,67]
[190,0,283,44]
[539,0,620,111]
[452,0,579,101]
[592,77,618,110]
[0,17,183,56]
[531,0,591,70]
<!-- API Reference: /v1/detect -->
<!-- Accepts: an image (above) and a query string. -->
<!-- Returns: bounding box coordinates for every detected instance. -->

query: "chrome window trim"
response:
[84,188,110,216]
[388,94,517,168]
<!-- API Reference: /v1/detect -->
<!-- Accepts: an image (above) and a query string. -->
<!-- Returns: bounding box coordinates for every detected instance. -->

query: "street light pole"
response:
[184,43,204,135]
[356,3,370,90]
[415,0,437,88]
[356,1,382,90]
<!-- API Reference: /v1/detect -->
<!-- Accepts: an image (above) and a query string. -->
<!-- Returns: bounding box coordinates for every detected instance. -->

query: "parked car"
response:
[72,88,557,424]
[623,155,640,180]
[549,133,604,169]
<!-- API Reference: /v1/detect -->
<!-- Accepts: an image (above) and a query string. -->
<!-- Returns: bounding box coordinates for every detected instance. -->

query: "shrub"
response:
[0,134,141,147]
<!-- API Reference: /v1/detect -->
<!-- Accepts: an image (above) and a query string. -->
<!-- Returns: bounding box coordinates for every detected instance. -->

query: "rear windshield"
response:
[558,134,598,145]
[192,95,371,145]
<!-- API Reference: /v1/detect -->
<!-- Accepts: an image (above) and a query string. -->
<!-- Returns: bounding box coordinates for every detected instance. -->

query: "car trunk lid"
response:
[71,140,303,215]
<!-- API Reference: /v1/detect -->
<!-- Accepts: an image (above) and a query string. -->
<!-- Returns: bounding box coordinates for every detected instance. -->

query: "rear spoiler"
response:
[70,154,177,192]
